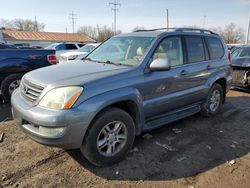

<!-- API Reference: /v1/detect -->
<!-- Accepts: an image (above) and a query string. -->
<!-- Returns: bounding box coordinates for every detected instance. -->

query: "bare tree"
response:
[211,23,245,43]
[77,26,98,41]
[97,25,122,42]
[0,19,13,28]
[0,18,45,31]
[77,25,121,42]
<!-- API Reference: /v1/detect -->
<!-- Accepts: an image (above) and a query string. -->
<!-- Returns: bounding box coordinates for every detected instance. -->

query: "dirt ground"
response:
[0,89,250,188]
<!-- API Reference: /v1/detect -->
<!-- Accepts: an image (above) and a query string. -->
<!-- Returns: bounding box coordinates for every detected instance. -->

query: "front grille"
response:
[20,78,45,103]
[232,70,245,84]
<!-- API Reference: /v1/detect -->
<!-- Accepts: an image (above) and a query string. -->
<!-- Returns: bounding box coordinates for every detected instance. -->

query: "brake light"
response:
[228,50,232,65]
[47,55,57,64]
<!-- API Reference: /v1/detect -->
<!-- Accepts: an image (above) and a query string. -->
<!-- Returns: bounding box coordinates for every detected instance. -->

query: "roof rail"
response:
[175,28,216,34]
[134,27,217,34]
[134,28,173,32]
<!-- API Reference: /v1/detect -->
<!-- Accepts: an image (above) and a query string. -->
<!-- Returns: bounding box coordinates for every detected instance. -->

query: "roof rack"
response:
[134,27,217,34]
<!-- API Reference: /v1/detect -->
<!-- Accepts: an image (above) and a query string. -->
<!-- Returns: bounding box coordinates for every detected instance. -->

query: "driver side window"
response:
[152,37,183,67]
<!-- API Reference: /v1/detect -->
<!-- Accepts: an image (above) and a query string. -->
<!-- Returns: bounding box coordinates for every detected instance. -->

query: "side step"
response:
[143,104,201,131]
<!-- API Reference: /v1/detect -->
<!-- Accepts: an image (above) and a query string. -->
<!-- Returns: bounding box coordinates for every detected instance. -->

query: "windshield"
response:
[79,44,95,53]
[232,47,250,57]
[87,36,155,66]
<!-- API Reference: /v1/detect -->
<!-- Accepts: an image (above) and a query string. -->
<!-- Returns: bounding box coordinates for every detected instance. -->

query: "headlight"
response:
[68,55,78,60]
[39,86,83,110]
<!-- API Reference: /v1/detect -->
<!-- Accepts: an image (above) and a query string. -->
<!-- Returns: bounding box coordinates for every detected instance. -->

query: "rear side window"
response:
[185,36,205,63]
[55,44,66,51]
[65,44,78,50]
[205,37,224,60]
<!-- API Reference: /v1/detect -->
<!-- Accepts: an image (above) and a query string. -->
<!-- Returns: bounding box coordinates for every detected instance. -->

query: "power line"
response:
[69,11,77,33]
[109,0,121,34]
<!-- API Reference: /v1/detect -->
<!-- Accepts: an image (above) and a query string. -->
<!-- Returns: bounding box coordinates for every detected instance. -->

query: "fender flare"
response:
[77,87,145,135]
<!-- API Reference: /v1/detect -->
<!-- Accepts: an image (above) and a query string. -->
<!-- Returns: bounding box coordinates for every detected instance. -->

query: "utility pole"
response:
[69,11,77,33]
[245,10,250,44]
[34,16,38,31]
[109,0,121,34]
[166,9,169,30]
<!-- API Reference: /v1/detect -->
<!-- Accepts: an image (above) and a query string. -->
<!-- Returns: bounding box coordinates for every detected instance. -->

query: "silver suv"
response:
[11,28,232,166]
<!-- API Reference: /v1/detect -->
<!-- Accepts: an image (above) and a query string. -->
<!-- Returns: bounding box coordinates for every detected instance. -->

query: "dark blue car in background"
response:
[0,46,56,101]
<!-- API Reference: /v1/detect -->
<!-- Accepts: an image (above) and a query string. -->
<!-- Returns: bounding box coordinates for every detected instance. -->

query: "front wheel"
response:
[81,107,135,166]
[201,83,224,117]
[1,74,23,101]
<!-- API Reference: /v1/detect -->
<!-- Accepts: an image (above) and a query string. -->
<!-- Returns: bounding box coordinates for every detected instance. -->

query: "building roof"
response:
[1,29,95,43]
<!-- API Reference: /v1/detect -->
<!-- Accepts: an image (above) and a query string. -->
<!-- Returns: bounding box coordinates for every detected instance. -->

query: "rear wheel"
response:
[81,107,135,166]
[201,83,224,117]
[1,74,23,101]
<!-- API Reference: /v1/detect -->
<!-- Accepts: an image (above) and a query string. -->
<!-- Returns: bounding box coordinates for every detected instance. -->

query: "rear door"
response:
[176,35,212,104]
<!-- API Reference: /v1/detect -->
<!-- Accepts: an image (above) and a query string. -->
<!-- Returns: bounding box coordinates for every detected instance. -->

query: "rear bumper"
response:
[11,89,94,149]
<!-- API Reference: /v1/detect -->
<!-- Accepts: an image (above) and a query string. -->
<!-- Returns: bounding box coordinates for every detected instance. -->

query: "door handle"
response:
[180,70,188,76]
[207,65,211,70]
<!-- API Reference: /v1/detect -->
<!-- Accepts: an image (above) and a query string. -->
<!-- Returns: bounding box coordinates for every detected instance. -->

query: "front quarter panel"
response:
[76,87,145,135]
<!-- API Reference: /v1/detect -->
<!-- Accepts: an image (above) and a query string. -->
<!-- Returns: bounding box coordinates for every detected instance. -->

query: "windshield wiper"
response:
[85,58,130,66]
[84,57,95,62]
[105,60,123,66]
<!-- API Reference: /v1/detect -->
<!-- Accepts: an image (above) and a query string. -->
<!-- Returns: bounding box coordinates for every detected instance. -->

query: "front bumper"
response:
[11,89,94,149]
[232,69,250,88]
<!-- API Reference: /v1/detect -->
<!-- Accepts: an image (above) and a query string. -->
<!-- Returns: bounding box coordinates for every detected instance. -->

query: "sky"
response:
[1,0,250,33]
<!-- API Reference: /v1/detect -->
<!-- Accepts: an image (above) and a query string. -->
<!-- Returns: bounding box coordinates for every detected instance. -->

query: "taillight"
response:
[228,50,232,65]
[47,55,57,64]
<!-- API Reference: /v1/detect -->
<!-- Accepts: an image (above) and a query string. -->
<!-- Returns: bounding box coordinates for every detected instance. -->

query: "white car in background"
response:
[59,43,100,63]
[45,42,86,62]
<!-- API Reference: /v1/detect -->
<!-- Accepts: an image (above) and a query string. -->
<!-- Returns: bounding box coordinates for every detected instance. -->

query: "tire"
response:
[1,73,23,101]
[81,107,135,166]
[200,83,224,117]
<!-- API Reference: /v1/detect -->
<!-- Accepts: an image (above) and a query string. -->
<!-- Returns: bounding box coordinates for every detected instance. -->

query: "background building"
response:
[0,29,95,48]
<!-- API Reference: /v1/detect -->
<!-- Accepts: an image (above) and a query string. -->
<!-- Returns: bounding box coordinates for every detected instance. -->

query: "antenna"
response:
[109,0,121,34]
[69,11,77,33]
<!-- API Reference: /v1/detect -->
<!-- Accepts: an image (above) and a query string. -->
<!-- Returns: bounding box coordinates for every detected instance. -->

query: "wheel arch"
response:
[79,88,145,136]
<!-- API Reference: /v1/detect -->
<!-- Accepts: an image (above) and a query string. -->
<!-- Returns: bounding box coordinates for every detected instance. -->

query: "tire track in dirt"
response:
[1,150,65,187]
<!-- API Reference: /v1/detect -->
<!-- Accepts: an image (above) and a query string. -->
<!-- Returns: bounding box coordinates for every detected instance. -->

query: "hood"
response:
[24,60,130,86]
[232,57,250,67]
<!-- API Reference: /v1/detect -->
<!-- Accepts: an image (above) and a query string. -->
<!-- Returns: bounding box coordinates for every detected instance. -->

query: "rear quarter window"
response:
[185,36,206,63]
[205,36,224,60]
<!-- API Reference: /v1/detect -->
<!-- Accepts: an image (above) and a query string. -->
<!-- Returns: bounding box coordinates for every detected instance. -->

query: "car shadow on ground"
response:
[0,95,12,122]
[68,95,250,181]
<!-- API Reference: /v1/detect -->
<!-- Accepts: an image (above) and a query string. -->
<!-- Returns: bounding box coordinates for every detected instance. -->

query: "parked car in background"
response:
[0,43,17,49]
[0,49,57,101]
[11,28,232,166]
[45,42,85,59]
[231,45,250,88]
[59,43,100,63]
[227,44,241,51]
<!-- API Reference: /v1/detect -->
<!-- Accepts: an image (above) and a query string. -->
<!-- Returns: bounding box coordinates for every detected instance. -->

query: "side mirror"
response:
[149,58,171,71]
